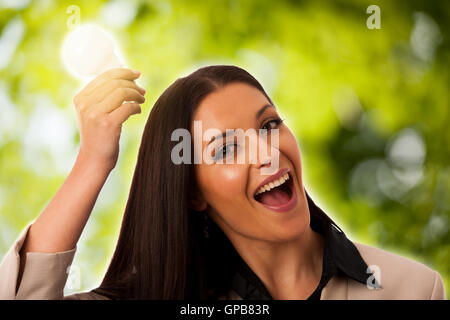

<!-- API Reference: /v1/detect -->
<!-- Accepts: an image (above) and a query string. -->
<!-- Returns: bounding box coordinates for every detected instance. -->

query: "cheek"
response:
[200,165,248,205]
[280,130,303,174]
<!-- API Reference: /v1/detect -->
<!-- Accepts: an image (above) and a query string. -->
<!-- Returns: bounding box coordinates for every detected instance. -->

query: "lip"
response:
[253,168,298,213]
[254,167,290,196]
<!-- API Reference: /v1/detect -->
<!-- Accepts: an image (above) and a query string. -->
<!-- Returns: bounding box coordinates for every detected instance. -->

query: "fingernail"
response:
[133,70,141,76]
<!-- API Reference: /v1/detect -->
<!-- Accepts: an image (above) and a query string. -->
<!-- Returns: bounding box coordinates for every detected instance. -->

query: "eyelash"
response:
[214,117,284,161]
[261,117,284,131]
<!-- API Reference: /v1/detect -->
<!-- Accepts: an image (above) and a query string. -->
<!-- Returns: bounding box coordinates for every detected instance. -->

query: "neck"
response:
[227,219,324,300]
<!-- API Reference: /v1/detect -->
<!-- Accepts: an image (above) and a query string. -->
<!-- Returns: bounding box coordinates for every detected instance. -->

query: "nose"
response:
[249,131,280,175]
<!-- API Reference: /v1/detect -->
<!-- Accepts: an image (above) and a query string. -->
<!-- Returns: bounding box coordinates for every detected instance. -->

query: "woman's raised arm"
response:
[15,67,146,293]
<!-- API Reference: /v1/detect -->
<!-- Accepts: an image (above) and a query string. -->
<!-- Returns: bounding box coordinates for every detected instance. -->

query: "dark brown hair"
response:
[91,65,339,299]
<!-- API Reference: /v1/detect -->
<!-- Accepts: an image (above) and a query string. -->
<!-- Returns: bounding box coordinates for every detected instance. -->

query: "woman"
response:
[0,65,445,300]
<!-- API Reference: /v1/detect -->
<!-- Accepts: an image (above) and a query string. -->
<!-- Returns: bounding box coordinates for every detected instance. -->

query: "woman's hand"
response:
[73,68,146,171]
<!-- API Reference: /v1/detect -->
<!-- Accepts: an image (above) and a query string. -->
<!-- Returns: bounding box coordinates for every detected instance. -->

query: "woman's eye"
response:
[261,118,284,131]
[215,144,238,161]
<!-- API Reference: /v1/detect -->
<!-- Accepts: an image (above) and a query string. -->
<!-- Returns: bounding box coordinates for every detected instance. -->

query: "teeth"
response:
[255,173,290,196]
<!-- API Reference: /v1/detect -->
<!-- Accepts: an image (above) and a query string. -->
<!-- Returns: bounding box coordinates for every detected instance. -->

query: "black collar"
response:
[229,193,373,300]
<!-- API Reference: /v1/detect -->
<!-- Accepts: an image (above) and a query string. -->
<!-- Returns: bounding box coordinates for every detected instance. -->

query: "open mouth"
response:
[253,169,297,213]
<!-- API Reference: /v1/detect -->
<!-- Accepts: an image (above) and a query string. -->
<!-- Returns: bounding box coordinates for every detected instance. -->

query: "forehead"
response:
[192,82,271,130]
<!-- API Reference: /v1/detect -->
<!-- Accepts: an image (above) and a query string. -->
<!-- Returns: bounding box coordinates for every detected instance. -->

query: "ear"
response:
[188,189,208,212]
[189,198,207,212]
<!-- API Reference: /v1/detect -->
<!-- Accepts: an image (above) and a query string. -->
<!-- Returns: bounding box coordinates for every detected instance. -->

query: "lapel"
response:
[320,272,349,300]
[321,267,383,300]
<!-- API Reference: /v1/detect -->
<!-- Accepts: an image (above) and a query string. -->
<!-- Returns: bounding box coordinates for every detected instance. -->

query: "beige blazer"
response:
[0,223,446,300]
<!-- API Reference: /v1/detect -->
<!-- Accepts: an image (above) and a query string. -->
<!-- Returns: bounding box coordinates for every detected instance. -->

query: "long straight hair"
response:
[91,65,340,299]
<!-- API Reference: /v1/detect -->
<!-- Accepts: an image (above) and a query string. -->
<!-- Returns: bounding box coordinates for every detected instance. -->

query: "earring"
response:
[203,212,210,239]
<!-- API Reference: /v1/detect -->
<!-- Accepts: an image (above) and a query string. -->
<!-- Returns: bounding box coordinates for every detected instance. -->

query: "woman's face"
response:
[191,82,310,243]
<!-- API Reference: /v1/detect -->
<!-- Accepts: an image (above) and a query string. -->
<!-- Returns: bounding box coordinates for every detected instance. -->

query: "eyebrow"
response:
[255,103,274,120]
[207,103,275,145]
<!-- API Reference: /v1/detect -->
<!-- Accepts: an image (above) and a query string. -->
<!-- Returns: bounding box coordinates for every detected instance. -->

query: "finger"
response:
[102,68,141,80]
[83,68,141,96]
[91,79,146,103]
[97,87,145,114]
[109,102,142,124]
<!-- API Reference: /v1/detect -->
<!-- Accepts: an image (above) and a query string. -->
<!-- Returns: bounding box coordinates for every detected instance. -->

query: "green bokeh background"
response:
[0,0,448,298]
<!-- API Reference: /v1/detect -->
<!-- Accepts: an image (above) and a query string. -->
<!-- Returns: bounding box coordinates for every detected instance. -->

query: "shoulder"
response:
[349,241,446,299]
[353,241,435,279]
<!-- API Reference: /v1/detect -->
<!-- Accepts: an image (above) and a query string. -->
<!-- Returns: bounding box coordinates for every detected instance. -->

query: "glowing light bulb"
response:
[62,24,123,78]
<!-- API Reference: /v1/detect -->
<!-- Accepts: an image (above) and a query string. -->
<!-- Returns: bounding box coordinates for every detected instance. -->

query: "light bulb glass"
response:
[61,24,123,78]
